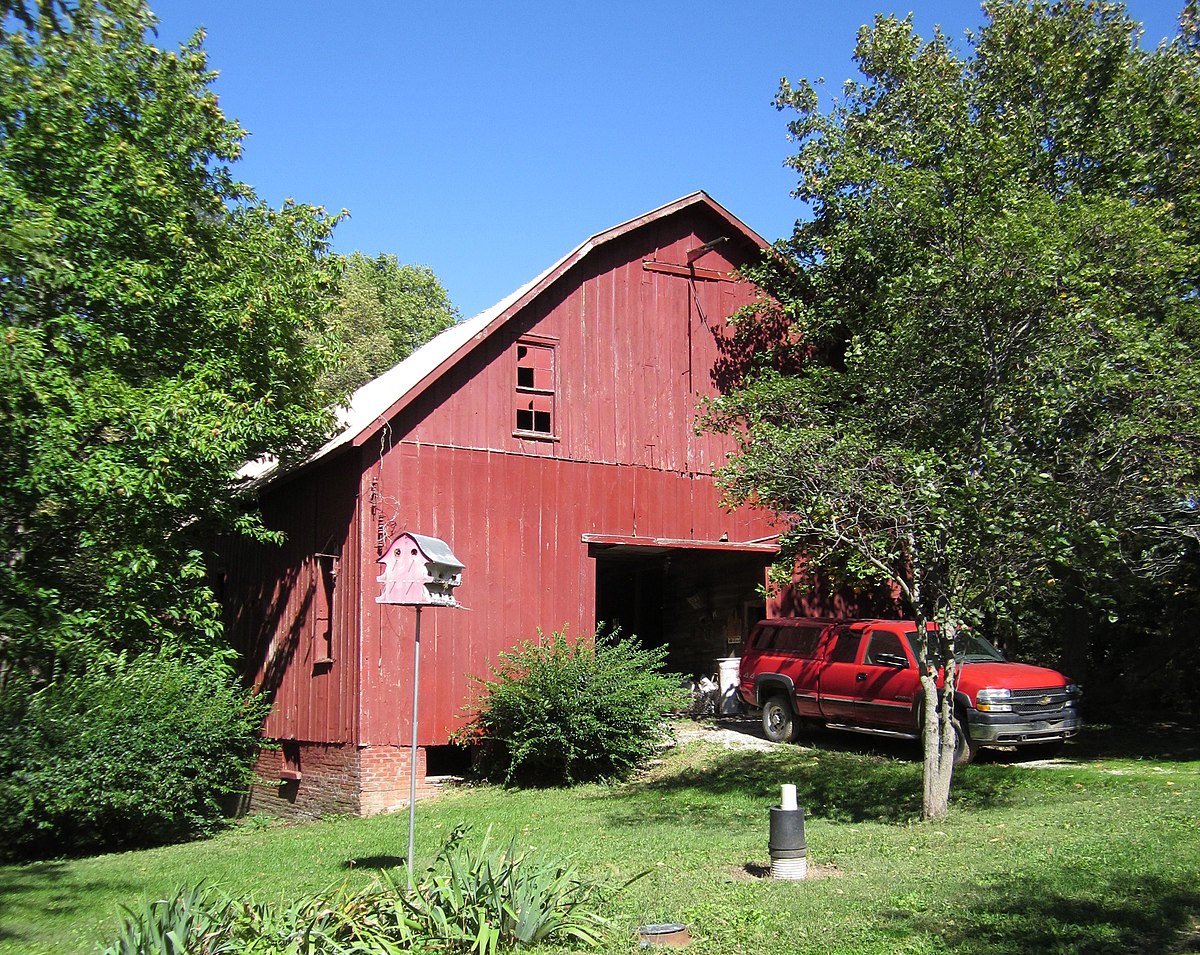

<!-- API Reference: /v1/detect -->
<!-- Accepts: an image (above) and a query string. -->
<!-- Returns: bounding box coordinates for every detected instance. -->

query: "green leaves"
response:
[403,826,612,951]
[99,827,618,953]
[0,649,269,859]
[715,0,1199,624]
[0,3,342,666]
[460,627,687,786]
[316,252,460,399]
[712,0,1200,815]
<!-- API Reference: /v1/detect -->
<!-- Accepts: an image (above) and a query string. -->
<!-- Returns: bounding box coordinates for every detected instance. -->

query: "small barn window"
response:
[514,338,556,439]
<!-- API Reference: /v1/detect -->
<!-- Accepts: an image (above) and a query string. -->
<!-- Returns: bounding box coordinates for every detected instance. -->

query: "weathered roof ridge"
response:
[241,191,765,484]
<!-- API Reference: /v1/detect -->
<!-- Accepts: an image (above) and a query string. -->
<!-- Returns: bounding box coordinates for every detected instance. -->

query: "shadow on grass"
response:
[1067,708,1200,763]
[341,855,407,871]
[0,863,56,941]
[896,870,1200,954]
[614,746,1023,825]
[710,705,1200,767]
[0,860,135,942]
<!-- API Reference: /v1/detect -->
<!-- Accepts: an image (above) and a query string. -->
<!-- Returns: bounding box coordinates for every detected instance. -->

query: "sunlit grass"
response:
[1,719,1197,954]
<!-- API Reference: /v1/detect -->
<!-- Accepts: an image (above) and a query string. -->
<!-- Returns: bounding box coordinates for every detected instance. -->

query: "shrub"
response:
[460,627,688,785]
[100,883,240,955]
[0,649,268,860]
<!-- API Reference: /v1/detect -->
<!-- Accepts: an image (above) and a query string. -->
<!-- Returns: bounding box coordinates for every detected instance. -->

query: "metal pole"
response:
[407,605,422,892]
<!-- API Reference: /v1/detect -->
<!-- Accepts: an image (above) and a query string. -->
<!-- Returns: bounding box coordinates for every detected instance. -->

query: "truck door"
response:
[857,627,921,730]
[816,626,864,721]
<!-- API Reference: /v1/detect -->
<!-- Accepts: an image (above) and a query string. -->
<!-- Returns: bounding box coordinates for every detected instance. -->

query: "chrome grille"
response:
[1010,686,1073,718]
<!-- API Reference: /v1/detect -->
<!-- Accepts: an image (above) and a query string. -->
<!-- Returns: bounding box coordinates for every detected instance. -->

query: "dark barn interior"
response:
[592,543,770,680]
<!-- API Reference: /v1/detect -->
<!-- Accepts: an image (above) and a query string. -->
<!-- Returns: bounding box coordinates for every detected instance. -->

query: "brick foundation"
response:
[359,744,441,815]
[248,741,444,819]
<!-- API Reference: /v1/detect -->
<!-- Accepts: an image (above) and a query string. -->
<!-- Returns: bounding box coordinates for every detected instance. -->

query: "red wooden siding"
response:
[395,208,758,472]
[356,443,774,746]
[226,453,361,744]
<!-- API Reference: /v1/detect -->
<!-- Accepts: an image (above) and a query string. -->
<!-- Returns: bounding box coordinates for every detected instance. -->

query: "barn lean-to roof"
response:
[243,191,766,485]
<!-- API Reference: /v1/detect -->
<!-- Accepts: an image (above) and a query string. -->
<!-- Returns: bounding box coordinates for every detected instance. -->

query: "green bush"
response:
[0,649,268,860]
[460,627,688,786]
[100,883,240,955]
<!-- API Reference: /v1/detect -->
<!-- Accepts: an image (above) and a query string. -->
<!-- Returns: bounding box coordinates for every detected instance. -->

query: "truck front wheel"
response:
[762,694,800,744]
[952,708,980,766]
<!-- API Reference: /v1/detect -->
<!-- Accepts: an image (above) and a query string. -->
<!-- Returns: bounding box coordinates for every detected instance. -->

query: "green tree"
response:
[0,1,342,669]
[318,252,459,396]
[709,0,1200,818]
[0,0,70,32]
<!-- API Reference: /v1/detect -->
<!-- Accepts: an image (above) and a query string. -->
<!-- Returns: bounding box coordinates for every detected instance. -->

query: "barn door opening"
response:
[590,541,773,680]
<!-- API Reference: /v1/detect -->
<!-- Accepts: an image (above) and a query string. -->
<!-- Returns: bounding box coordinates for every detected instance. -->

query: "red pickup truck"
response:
[737,618,1081,762]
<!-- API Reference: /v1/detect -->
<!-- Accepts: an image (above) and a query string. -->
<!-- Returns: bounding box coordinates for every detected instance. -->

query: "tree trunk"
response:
[916,615,957,820]
[919,670,954,820]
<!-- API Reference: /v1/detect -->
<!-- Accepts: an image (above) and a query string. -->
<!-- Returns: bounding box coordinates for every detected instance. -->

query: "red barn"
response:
[227,192,791,817]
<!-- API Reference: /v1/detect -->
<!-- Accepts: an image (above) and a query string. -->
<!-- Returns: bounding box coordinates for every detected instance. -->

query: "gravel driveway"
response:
[671,717,778,752]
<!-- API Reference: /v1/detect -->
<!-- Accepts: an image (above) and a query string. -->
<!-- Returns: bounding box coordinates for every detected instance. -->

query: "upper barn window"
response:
[514,337,557,439]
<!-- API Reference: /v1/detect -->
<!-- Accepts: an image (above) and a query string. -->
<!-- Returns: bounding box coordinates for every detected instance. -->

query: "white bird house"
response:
[376,532,464,607]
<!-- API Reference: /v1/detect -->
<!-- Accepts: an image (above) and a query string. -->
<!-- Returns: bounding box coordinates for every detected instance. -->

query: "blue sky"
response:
[151,1,1184,320]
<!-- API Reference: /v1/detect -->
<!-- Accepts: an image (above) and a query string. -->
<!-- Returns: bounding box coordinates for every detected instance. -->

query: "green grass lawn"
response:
[1,715,1197,954]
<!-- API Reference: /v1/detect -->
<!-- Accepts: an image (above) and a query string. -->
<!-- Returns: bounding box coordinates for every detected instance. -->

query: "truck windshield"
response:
[956,634,1006,663]
[902,630,1006,663]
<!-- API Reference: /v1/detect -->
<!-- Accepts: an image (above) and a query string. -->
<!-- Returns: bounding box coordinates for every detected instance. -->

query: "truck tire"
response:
[918,702,979,765]
[952,708,979,766]
[762,694,800,744]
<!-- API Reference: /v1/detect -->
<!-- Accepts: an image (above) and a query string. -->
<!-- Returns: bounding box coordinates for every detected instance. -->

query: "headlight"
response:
[976,687,1013,712]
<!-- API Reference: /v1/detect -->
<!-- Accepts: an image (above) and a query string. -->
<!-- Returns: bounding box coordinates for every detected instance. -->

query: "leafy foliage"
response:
[708,0,1200,816]
[0,649,268,860]
[100,827,618,953]
[401,826,615,952]
[99,883,240,955]
[317,252,459,396]
[460,628,688,786]
[0,2,341,668]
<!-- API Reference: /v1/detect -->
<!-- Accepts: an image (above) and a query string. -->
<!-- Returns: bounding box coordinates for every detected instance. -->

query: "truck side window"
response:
[753,627,779,649]
[864,632,909,668]
[776,626,823,656]
[828,630,862,663]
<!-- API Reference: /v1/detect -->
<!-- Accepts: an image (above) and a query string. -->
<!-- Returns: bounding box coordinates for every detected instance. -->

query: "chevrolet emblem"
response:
[1038,695,1052,705]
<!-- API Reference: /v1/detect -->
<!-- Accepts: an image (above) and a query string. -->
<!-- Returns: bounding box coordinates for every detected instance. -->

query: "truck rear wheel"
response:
[762,694,800,744]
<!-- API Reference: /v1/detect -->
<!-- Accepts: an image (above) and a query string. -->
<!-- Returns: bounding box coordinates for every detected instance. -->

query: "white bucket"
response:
[717,657,742,715]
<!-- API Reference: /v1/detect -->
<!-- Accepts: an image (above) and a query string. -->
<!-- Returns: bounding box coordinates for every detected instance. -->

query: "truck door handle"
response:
[856,672,867,682]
